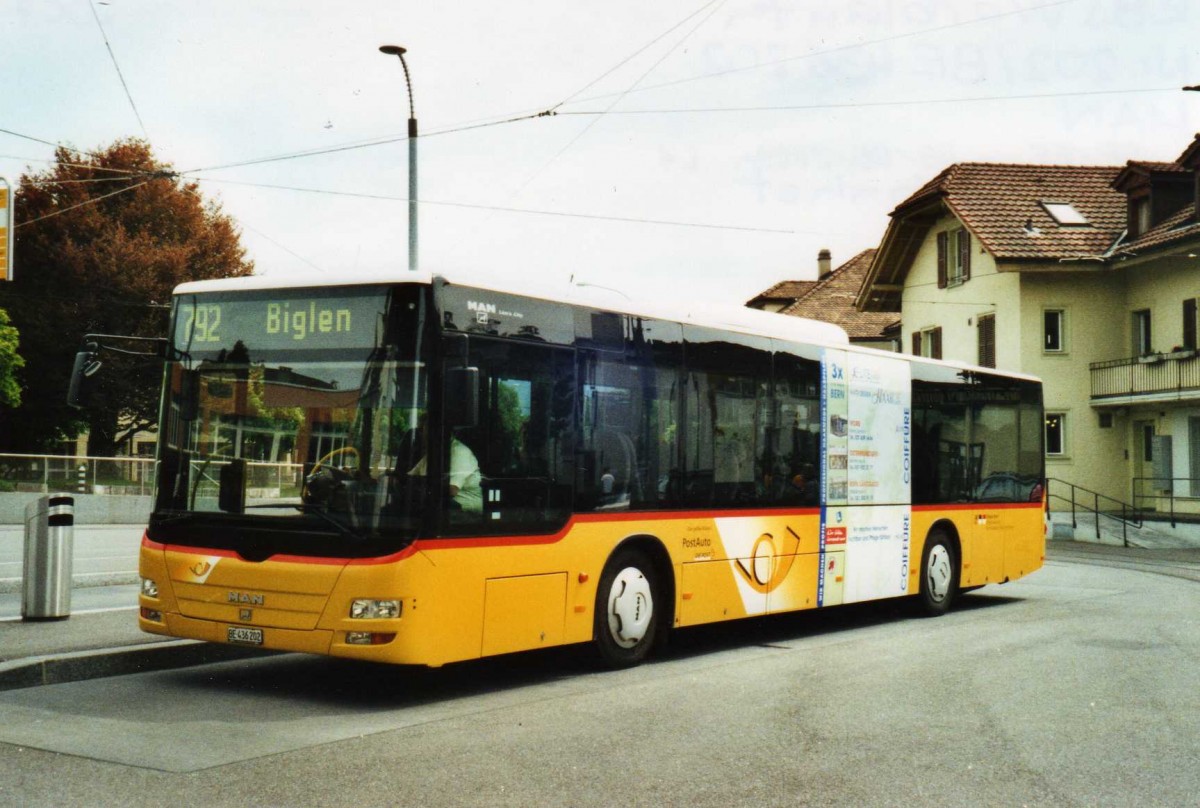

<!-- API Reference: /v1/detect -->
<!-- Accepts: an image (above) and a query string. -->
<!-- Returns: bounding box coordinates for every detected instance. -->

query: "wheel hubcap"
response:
[608,567,653,648]
[926,545,952,602]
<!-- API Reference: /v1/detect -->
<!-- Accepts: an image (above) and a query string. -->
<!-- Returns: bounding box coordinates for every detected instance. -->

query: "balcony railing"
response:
[1090,349,1200,401]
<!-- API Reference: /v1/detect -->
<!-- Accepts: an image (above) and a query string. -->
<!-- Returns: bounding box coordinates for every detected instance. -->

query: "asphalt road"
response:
[0,552,1197,807]
[0,524,142,595]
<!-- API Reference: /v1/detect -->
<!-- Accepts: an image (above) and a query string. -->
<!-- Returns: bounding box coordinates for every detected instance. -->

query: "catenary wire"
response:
[87,0,150,139]
[14,179,151,229]
[190,174,798,234]
[557,0,1083,108]
[556,86,1180,116]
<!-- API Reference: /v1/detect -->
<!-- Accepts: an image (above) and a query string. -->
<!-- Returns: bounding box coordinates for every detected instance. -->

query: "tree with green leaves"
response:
[0,138,254,455]
[0,308,23,408]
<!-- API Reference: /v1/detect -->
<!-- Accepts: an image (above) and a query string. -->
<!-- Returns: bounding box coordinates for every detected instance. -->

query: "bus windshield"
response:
[152,284,431,553]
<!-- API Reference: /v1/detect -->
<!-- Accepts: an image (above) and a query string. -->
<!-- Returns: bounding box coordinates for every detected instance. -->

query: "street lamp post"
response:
[380,45,418,272]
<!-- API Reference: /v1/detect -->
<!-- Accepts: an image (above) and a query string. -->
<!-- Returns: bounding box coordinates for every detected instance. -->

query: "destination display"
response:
[172,286,390,356]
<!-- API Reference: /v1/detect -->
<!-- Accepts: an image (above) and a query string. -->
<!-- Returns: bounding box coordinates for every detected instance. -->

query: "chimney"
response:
[817,248,832,279]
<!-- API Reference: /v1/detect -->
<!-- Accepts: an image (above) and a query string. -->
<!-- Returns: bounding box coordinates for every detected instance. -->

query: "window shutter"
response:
[931,327,943,360]
[912,331,923,356]
[978,314,996,368]
[1184,298,1197,350]
[958,229,971,281]
[936,232,948,289]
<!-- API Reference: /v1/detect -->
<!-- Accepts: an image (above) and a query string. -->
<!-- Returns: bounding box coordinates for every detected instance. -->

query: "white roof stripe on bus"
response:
[174,268,851,347]
[172,269,1041,383]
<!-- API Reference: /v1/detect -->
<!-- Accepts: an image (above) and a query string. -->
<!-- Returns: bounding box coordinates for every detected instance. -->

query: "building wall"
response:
[1018,271,1127,504]
[900,213,1021,366]
[1121,253,1200,510]
[897,212,1137,506]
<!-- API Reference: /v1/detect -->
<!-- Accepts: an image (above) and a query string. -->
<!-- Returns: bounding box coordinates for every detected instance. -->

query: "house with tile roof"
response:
[857,134,1200,514]
[748,249,899,350]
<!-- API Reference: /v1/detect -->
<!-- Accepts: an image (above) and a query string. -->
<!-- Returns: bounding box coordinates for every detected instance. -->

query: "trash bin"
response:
[22,493,75,621]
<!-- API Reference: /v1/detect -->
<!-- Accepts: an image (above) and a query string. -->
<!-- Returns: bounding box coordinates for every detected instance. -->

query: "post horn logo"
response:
[733,526,802,594]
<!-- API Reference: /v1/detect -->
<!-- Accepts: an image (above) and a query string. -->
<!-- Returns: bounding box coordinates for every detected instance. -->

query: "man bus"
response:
[93,271,1043,668]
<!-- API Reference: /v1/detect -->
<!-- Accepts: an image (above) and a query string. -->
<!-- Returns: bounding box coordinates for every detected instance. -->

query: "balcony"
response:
[1090,349,1200,405]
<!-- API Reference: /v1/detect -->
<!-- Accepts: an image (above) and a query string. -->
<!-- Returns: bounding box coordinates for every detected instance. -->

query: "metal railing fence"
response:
[1090,350,1200,399]
[0,453,156,496]
[1046,477,1141,547]
[1132,476,1200,529]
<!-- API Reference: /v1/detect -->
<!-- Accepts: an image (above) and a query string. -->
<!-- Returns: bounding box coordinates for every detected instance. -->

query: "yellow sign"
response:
[0,178,11,282]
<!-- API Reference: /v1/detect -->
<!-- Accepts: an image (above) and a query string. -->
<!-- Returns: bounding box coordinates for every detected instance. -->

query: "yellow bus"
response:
[130,271,1044,668]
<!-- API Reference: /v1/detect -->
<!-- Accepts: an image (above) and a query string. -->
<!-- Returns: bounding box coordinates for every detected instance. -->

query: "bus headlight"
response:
[350,599,401,619]
[141,577,159,598]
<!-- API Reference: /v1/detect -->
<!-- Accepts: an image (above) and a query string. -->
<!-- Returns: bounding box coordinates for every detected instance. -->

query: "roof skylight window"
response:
[1041,201,1089,226]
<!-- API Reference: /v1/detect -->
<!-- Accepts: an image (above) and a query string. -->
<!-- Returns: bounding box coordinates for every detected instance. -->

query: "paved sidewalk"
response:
[0,607,267,691]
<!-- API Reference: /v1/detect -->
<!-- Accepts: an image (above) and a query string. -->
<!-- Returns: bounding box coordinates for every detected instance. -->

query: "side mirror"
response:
[446,367,480,427]
[66,347,101,409]
[218,459,246,514]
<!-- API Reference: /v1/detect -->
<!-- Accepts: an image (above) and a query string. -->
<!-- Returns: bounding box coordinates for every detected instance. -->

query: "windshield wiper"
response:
[243,503,368,542]
[152,511,202,527]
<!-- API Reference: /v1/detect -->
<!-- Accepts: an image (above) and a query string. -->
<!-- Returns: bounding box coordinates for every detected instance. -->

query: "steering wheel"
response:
[302,446,361,504]
[308,446,360,477]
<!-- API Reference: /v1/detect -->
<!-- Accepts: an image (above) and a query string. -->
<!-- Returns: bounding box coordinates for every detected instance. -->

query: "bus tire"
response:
[593,550,659,669]
[918,530,959,617]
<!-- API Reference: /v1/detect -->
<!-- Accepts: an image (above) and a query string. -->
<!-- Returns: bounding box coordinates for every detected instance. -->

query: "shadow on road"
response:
[159,589,1027,713]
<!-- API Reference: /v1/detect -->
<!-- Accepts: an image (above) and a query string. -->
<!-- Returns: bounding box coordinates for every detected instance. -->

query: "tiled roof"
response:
[1114,206,1200,256]
[1176,134,1200,168]
[746,279,819,307]
[893,163,1127,260]
[780,249,895,340]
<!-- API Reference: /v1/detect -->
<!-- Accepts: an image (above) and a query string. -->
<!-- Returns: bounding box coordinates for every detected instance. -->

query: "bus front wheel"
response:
[918,530,959,616]
[594,550,658,668]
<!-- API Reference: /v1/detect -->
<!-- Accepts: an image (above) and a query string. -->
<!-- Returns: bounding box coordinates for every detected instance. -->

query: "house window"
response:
[1045,413,1066,456]
[912,327,942,359]
[1044,309,1065,352]
[1041,201,1089,226]
[936,228,971,289]
[1133,309,1152,355]
[1183,298,1197,351]
[977,314,995,368]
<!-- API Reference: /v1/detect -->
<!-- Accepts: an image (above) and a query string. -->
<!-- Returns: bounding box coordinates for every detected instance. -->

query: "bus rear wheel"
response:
[918,530,959,616]
[593,550,658,669]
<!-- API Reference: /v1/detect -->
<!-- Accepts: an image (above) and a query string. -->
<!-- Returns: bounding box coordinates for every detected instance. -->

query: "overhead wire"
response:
[173,0,1086,177]
[180,185,328,274]
[87,0,150,139]
[520,0,729,188]
[189,174,798,234]
[14,179,151,229]
[557,86,1181,116]
[556,0,1083,108]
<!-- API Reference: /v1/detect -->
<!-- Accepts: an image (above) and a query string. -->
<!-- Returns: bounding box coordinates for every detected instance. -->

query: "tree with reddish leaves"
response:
[0,138,253,455]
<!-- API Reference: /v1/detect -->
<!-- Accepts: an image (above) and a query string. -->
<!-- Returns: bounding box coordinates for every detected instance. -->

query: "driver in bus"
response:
[405,415,483,514]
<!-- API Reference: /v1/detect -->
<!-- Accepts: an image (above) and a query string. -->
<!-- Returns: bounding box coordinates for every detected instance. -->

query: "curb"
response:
[0,640,273,692]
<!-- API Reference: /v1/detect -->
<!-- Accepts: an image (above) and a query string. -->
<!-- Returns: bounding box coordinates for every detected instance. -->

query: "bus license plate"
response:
[227,626,263,646]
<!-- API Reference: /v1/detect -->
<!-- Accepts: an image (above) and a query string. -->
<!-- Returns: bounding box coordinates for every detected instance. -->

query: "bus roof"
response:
[172,269,1039,384]
[174,268,851,347]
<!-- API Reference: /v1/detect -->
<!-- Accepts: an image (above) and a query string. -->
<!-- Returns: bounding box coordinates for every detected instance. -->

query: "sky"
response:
[2,0,1199,309]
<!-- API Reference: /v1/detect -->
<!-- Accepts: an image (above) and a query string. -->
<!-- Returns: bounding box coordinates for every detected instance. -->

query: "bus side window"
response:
[771,350,822,505]
[683,328,773,508]
[449,339,575,534]
[579,352,679,511]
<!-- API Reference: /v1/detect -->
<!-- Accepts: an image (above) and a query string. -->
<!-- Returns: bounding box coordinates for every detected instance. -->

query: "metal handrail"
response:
[1045,477,1141,547]
[1132,476,1200,529]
